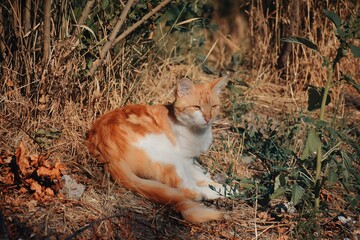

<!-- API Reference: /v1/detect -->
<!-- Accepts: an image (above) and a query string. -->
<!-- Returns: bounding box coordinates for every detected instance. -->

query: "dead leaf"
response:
[30,180,42,195]
[4,156,12,164]
[278,235,290,240]
[26,200,38,212]
[38,103,46,111]
[3,172,14,184]
[257,211,269,219]
[42,159,51,168]
[6,79,14,87]
[15,142,31,175]
[37,165,62,180]
[39,94,48,104]
[37,166,53,177]
[54,160,66,171]
[277,227,288,234]
[19,187,28,193]
[45,188,54,196]
[29,155,40,165]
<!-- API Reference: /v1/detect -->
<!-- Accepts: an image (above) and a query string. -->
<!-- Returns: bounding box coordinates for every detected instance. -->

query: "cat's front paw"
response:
[197,186,223,200]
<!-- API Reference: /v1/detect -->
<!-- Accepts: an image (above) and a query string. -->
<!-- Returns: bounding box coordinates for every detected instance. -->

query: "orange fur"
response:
[86,77,228,223]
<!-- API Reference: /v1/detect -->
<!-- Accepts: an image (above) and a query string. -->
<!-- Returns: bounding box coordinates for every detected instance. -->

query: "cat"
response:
[86,76,231,223]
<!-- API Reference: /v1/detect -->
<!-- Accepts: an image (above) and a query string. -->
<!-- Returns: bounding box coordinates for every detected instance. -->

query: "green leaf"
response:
[239,182,255,189]
[349,44,360,58]
[50,128,61,133]
[270,187,286,200]
[282,37,319,52]
[323,10,342,28]
[227,162,234,175]
[274,174,287,190]
[335,28,348,38]
[46,133,59,139]
[36,129,46,136]
[200,64,218,74]
[301,129,321,160]
[101,0,109,10]
[341,151,352,171]
[328,167,338,184]
[291,184,304,205]
[341,73,360,94]
[307,86,331,111]
[87,59,93,69]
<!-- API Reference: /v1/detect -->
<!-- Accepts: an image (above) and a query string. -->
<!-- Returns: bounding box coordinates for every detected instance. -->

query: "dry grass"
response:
[1,1,359,239]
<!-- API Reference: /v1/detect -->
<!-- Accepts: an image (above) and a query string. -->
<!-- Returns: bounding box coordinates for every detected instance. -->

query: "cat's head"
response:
[174,76,228,129]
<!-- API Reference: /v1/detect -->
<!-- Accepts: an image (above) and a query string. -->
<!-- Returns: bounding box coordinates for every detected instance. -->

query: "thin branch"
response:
[23,0,31,35]
[112,0,171,48]
[89,0,171,75]
[42,0,51,64]
[99,0,136,59]
[73,0,95,37]
[0,5,6,54]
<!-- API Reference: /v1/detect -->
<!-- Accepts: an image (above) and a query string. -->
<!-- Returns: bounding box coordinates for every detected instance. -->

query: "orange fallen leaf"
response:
[54,160,66,171]
[257,211,269,219]
[37,164,63,180]
[277,227,288,234]
[6,79,14,87]
[26,199,38,212]
[3,172,14,184]
[15,142,31,175]
[45,188,54,196]
[278,235,290,240]
[19,187,28,193]
[30,180,42,195]
[37,166,54,177]
[29,155,40,165]
[42,159,51,168]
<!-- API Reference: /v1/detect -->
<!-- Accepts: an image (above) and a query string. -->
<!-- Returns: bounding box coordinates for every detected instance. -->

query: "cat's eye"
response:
[211,105,219,110]
[190,105,201,111]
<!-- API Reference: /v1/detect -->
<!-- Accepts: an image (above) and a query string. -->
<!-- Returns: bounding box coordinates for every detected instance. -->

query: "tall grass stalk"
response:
[314,66,333,209]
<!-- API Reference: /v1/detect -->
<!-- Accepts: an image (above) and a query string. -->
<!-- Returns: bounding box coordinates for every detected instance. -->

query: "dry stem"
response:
[89,0,171,75]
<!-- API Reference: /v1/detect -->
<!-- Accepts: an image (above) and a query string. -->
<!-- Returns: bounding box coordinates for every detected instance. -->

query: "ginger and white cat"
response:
[86,77,230,223]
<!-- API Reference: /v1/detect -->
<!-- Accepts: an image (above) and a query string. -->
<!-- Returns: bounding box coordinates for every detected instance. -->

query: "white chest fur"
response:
[134,124,213,163]
[171,123,213,157]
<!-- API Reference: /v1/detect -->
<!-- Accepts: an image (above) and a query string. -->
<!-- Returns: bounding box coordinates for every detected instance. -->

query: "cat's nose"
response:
[204,117,211,123]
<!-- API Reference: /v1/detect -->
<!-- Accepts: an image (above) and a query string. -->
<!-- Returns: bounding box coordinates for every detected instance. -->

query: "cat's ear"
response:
[210,76,228,94]
[177,77,193,97]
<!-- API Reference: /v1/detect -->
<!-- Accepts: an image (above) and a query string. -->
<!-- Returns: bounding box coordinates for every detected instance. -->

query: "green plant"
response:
[282,10,360,210]
[153,0,218,66]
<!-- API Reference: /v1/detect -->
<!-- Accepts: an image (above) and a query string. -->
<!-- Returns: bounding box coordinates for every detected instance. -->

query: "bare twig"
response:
[73,0,95,37]
[253,181,258,240]
[43,0,51,64]
[0,5,6,55]
[99,0,136,59]
[23,0,31,35]
[112,0,171,49]
[89,0,171,75]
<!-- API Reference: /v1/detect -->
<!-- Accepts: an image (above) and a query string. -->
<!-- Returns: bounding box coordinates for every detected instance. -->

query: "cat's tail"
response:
[107,160,223,224]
